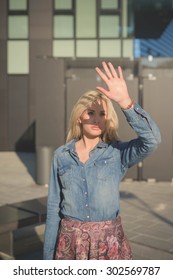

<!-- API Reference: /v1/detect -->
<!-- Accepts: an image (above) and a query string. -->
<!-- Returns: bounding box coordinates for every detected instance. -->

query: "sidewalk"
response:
[0,152,173,260]
[120,181,173,260]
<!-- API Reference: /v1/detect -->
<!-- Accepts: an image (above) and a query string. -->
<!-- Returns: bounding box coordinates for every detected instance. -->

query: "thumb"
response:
[96,86,109,96]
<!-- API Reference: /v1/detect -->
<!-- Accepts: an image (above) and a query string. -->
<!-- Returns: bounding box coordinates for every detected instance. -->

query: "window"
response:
[128,0,173,57]
[54,0,72,10]
[99,16,119,38]
[76,40,97,57]
[7,0,29,74]
[75,0,97,57]
[9,0,27,10]
[76,0,96,38]
[53,40,74,57]
[7,41,29,74]
[53,0,133,58]
[98,0,122,56]
[8,16,28,39]
[54,15,74,38]
[53,0,75,57]
[101,0,118,9]
[99,40,121,57]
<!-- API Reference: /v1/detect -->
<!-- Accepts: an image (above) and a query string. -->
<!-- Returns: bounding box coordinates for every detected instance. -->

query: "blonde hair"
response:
[66,90,119,143]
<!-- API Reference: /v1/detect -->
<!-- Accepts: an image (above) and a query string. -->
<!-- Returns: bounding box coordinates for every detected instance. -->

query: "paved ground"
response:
[0,152,173,260]
[120,181,173,260]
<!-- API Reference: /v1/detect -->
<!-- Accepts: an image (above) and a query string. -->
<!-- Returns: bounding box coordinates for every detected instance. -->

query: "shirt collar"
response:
[63,138,108,152]
[63,138,77,152]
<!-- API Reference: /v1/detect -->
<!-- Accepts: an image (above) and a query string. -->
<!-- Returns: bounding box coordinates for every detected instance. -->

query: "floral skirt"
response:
[55,216,132,260]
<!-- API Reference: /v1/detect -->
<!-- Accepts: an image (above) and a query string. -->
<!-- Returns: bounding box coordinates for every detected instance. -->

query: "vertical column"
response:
[29,0,53,125]
[0,0,8,150]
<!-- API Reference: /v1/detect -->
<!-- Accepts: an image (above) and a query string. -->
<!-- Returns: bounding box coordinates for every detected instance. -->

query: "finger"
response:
[118,66,124,80]
[108,62,118,78]
[95,67,108,83]
[102,61,113,79]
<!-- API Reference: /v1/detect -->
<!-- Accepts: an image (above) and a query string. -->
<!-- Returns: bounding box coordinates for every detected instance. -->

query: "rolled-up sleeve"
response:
[117,103,161,172]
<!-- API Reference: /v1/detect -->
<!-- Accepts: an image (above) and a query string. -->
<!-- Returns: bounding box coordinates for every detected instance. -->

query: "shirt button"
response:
[83,178,85,182]
[85,204,88,207]
[84,192,87,195]
[87,215,90,219]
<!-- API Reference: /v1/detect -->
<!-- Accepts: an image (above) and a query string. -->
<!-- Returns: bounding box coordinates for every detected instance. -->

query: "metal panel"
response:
[0,90,8,150]
[0,0,8,150]
[66,68,138,179]
[35,58,65,148]
[0,40,8,150]
[0,0,7,40]
[142,69,173,181]
[8,76,28,151]
[0,43,7,91]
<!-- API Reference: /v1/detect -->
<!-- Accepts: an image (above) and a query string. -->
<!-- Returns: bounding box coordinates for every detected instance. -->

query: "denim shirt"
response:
[43,103,161,260]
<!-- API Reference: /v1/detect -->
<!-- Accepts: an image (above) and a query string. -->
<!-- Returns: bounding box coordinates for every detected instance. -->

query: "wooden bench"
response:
[0,196,47,259]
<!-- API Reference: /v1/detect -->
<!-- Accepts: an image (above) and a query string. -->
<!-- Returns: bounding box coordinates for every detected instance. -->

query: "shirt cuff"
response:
[122,102,146,123]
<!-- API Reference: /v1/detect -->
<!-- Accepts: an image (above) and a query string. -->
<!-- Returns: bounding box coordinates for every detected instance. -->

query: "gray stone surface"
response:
[120,181,173,260]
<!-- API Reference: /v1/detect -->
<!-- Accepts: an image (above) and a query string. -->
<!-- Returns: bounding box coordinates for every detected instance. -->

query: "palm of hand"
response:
[95,62,129,104]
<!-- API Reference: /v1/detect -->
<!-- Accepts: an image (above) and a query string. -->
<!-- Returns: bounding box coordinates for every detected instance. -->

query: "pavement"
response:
[0,152,173,260]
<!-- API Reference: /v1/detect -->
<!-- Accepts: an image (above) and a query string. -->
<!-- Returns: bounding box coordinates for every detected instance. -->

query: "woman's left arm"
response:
[95,61,161,168]
[117,102,161,169]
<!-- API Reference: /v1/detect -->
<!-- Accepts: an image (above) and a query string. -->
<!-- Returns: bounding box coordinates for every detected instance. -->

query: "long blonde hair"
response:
[66,90,119,143]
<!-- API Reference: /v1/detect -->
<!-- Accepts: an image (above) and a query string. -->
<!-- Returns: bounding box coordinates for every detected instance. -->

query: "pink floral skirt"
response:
[55,216,132,260]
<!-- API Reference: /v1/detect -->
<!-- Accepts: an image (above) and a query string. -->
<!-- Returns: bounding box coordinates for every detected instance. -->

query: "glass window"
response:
[9,0,27,11]
[8,16,28,39]
[54,0,72,10]
[76,0,96,38]
[54,16,74,38]
[123,39,133,58]
[7,41,29,74]
[99,16,119,38]
[53,40,74,57]
[99,39,121,57]
[101,0,118,9]
[76,40,97,57]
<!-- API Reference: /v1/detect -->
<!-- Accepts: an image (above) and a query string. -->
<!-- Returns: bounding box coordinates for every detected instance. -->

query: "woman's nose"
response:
[93,116,99,124]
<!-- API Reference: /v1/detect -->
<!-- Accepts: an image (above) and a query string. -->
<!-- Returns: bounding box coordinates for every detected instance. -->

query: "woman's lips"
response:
[91,125,101,130]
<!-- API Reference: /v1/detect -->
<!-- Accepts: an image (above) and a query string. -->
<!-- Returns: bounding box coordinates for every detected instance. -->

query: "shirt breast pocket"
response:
[94,157,114,180]
[58,166,72,189]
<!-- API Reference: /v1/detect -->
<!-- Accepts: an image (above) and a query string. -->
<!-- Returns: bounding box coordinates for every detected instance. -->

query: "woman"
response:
[43,62,161,260]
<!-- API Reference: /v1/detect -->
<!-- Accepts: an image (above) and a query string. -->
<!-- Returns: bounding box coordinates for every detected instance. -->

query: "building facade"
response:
[0,0,173,181]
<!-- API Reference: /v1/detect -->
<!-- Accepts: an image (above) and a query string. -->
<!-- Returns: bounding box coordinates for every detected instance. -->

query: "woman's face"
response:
[79,100,107,139]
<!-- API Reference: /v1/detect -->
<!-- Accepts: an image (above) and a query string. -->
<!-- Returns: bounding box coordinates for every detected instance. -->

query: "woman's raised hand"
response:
[95,61,133,109]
